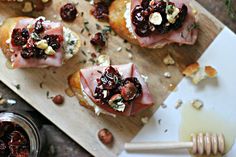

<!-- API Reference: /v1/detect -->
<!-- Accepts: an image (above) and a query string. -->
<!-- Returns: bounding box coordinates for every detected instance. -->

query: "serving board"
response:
[0,0,224,156]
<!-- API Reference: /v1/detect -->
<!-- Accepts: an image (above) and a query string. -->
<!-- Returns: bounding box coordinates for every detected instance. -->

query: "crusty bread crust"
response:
[68,71,95,111]
[109,0,174,49]
[0,17,81,63]
[109,0,139,45]
[0,17,25,59]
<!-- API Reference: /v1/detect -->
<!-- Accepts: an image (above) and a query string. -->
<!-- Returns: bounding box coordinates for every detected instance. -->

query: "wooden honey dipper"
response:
[125,133,225,156]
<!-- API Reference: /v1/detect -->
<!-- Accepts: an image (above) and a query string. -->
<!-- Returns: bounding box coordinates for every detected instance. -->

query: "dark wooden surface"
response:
[0,0,235,157]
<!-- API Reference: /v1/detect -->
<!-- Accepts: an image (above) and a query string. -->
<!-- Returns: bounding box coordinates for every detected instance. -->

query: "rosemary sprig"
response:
[225,0,236,19]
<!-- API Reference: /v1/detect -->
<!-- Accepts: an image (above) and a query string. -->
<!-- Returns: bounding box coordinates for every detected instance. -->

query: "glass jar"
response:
[0,112,42,157]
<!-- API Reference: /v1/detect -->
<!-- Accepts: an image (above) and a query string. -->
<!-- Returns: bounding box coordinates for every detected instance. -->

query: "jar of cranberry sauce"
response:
[0,112,43,157]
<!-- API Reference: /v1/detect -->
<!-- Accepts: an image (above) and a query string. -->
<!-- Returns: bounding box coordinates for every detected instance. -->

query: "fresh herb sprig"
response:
[225,0,236,19]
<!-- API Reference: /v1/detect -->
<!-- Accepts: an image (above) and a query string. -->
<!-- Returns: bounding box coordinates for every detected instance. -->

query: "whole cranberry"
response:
[11,29,27,46]
[98,128,113,145]
[121,82,137,101]
[90,32,106,48]
[52,95,64,105]
[60,3,78,22]
[34,19,44,34]
[0,140,6,154]
[91,2,109,21]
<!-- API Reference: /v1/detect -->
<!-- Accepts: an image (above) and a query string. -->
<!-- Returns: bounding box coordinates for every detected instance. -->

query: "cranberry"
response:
[98,128,113,145]
[91,2,109,21]
[11,29,27,46]
[44,35,61,50]
[90,32,106,48]
[131,0,188,37]
[21,48,34,59]
[0,122,29,157]
[0,140,6,154]
[121,82,137,101]
[172,4,188,30]
[52,95,64,105]
[34,48,47,59]
[21,28,29,38]
[101,66,121,89]
[132,6,146,26]
[34,19,44,34]
[123,77,142,96]
[60,3,78,22]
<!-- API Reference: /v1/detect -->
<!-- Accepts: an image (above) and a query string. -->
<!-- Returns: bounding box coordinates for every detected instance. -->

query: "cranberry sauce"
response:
[0,121,30,157]
[11,18,63,60]
[94,66,142,111]
[131,0,188,37]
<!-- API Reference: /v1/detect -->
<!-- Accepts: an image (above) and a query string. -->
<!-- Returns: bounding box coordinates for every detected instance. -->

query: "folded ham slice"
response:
[9,18,64,68]
[80,63,154,116]
[131,0,198,47]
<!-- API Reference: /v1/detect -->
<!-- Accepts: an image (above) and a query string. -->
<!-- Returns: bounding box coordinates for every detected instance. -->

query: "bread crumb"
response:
[22,1,33,13]
[128,53,133,59]
[141,117,149,124]
[164,72,171,78]
[182,63,200,76]
[191,99,203,110]
[175,99,183,109]
[183,63,217,84]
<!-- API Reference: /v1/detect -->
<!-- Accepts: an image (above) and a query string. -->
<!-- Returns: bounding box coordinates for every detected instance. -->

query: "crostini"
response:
[0,16,80,68]
[68,63,154,117]
[109,0,198,48]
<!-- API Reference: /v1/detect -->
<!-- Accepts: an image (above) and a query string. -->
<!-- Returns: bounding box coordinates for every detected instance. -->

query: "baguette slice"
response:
[0,17,81,68]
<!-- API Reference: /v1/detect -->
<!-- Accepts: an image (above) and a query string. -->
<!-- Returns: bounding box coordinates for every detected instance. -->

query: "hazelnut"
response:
[98,128,113,145]
[52,95,64,105]
[121,82,137,101]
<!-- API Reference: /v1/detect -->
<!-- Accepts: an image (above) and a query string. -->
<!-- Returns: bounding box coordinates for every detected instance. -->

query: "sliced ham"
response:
[80,63,154,116]
[10,18,64,68]
[131,0,198,47]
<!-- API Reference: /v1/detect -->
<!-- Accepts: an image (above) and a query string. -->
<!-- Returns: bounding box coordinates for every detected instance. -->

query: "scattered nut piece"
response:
[98,128,113,145]
[52,95,64,105]
[191,99,203,110]
[182,63,200,76]
[141,117,149,124]
[163,54,175,65]
[175,99,183,109]
[97,55,110,66]
[164,72,171,78]
[128,53,133,59]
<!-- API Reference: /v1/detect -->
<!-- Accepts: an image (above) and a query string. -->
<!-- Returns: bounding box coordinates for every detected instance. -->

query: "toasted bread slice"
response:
[109,0,139,45]
[68,71,95,111]
[0,17,81,64]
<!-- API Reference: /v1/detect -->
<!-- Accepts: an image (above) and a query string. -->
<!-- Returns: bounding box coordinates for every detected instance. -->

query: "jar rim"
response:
[0,112,41,157]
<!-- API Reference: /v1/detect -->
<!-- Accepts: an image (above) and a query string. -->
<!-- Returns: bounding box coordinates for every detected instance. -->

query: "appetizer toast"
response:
[69,63,154,116]
[109,0,198,48]
[0,17,81,68]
